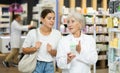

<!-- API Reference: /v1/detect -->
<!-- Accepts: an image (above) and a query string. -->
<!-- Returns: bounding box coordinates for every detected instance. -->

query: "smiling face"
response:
[41,13,55,28]
[67,17,82,34]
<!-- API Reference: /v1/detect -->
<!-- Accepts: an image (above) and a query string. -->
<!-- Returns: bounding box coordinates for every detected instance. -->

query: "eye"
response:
[71,20,75,23]
[47,17,51,20]
[67,20,70,24]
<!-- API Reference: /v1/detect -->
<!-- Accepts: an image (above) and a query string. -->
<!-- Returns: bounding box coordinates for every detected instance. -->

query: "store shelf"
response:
[96,33,108,35]
[0,6,10,35]
[108,27,120,73]
[85,33,108,35]
[0,24,9,28]
[96,42,108,44]
[96,24,107,26]
[109,28,120,33]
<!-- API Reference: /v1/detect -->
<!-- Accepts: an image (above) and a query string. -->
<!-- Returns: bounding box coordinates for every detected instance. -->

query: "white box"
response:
[0,36,26,53]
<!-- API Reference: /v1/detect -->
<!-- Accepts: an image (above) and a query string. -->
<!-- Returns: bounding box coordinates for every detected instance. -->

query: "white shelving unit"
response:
[0,6,10,35]
[85,14,109,61]
[108,28,120,73]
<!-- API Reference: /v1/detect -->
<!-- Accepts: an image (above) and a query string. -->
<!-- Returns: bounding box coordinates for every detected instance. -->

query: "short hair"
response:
[13,14,20,20]
[67,11,86,29]
[40,9,55,19]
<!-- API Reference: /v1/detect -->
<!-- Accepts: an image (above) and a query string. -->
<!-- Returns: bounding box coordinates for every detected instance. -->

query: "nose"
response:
[68,22,72,27]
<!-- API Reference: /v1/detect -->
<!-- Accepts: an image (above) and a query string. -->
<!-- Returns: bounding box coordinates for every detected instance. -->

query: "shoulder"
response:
[11,20,16,24]
[27,29,36,36]
[28,29,36,33]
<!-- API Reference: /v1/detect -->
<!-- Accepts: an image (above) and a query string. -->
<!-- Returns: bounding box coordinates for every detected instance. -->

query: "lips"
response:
[69,28,73,30]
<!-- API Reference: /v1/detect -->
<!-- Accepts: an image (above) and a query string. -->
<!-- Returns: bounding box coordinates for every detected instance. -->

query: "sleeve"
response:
[14,22,29,31]
[76,37,98,66]
[54,31,62,50]
[56,39,71,69]
[22,30,34,48]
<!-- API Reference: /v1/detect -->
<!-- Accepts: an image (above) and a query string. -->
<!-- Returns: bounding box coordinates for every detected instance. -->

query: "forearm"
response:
[76,52,98,65]
[22,47,37,54]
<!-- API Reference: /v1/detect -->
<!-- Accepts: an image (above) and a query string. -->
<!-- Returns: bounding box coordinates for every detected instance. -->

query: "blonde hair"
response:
[67,11,85,29]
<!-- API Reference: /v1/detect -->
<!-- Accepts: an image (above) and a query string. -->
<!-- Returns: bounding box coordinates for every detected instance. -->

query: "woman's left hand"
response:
[47,43,57,56]
[47,43,52,53]
[76,41,81,53]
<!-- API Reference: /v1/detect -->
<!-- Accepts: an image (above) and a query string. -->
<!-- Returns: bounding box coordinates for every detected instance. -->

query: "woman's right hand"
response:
[67,52,76,64]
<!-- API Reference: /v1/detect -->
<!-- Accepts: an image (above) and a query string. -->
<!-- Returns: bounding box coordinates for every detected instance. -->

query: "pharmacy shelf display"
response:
[84,14,109,68]
[0,7,10,35]
[108,28,120,73]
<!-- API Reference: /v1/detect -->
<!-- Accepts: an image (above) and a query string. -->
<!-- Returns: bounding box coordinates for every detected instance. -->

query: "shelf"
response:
[96,24,107,26]
[85,33,108,35]
[0,24,9,28]
[32,12,38,14]
[96,42,108,44]
[85,33,94,35]
[96,33,108,35]
[86,24,107,26]
[85,24,94,26]
[109,28,120,33]
[0,16,9,18]
[84,14,110,17]
[0,21,9,23]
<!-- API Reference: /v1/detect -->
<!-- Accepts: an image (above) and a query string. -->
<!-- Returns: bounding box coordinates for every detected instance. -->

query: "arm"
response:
[22,30,41,54]
[48,49,57,56]
[22,47,38,54]
[13,22,33,31]
[56,39,71,69]
[76,37,98,66]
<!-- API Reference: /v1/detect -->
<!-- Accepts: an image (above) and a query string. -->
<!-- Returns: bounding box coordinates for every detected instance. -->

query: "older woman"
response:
[56,11,98,73]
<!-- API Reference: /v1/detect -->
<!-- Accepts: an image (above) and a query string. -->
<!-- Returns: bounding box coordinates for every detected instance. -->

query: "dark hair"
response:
[13,14,20,20]
[40,9,55,19]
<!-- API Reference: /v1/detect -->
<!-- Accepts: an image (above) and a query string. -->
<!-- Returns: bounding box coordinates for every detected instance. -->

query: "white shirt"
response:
[22,28,62,62]
[56,33,98,73]
[11,20,29,48]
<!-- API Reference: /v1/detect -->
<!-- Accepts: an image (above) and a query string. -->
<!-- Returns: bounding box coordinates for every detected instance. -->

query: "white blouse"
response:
[56,33,98,73]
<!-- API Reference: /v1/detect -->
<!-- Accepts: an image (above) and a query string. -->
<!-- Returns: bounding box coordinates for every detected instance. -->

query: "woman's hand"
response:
[47,43,52,53]
[67,52,76,64]
[34,41,42,51]
[76,41,81,53]
[47,43,57,56]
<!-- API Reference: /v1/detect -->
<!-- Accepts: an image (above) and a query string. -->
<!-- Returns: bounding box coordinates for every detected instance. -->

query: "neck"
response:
[40,25,52,35]
[73,31,81,38]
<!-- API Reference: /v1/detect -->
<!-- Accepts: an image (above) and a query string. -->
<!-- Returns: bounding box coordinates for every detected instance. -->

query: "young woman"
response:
[56,11,98,73]
[22,9,61,73]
